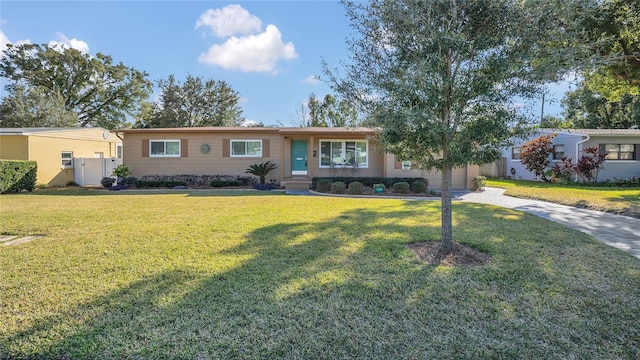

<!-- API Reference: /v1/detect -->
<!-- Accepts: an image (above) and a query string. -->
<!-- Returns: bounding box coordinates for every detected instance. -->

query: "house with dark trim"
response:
[114,127,481,190]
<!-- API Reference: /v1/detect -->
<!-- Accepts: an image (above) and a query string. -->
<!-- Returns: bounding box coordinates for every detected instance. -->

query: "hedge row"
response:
[311,177,427,190]
[134,180,188,188]
[210,179,246,187]
[0,160,37,194]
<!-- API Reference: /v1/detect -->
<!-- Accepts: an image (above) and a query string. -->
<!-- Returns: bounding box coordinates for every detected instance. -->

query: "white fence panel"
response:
[74,157,123,186]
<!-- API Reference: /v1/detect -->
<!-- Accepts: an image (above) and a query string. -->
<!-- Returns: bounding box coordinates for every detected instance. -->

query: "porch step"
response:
[284,180,311,191]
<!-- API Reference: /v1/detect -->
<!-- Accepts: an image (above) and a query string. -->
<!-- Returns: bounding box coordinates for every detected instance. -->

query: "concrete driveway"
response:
[459,187,640,260]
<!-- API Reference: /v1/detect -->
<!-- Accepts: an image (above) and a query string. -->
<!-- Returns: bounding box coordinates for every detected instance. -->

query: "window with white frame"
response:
[604,144,636,160]
[116,144,123,159]
[553,145,565,160]
[511,147,521,160]
[61,151,73,168]
[231,140,262,157]
[150,140,180,157]
[319,140,368,168]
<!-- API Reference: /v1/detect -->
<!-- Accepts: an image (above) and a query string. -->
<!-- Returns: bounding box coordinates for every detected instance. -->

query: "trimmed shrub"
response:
[331,181,346,194]
[473,175,487,191]
[139,175,253,186]
[121,177,137,188]
[210,179,245,187]
[311,176,427,189]
[135,180,188,188]
[101,177,115,188]
[316,179,333,193]
[0,160,37,193]
[392,182,411,194]
[254,183,278,191]
[348,181,365,195]
[605,177,640,187]
[412,180,427,193]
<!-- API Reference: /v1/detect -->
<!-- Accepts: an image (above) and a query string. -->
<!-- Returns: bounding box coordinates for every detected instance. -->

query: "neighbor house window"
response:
[320,140,368,168]
[402,161,412,170]
[604,144,636,160]
[61,151,73,168]
[231,140,262,157]
[553,145,565,160]
[511,147,521,160]
[150,140,180,157]
[116,144,123,159]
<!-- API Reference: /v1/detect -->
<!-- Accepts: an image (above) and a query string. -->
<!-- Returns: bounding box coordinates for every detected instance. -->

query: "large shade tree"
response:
[134,75,244,128]
[0,43,152,129]
[326,0,563,254]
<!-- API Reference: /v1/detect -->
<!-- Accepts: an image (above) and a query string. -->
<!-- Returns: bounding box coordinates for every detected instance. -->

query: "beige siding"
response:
[30,128,113,142]
[124,132,284,182]
[118,128,480,189]
[383,154,475,190]
[29,134,118,186]
[0,135,29,160]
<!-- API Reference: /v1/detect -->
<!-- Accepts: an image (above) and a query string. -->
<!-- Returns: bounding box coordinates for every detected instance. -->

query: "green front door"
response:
[291,140,308,175]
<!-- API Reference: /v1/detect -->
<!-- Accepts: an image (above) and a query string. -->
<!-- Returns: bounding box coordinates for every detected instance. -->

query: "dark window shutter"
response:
[635,144,639,160]
[262,139,270,158]
[181,139,188,157]
[598,143,606,157]
[223,139,230,157]
[142,139,149,157]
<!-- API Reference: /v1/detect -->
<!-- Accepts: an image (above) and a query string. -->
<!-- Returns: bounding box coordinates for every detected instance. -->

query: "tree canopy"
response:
[579,0,640,86]
[293,93,359,127]
[134,75,244,128]
[0,43,152,129]
[326,0,563,253]
[562,79,640,129]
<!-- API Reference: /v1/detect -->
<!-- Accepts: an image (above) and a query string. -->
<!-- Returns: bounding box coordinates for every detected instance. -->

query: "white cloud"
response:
[0,30,31,54]
[48,32,90,54]
[195,4,262,38]
[198,24,297,73]
[301,75,321,85]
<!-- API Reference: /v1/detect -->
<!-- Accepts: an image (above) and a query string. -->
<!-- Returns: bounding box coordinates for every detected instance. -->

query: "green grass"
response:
[1,189,639,359]
[486,178,640,218]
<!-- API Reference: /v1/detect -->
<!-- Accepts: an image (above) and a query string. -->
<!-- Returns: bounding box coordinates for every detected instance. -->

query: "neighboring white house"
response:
[483,128,640,181]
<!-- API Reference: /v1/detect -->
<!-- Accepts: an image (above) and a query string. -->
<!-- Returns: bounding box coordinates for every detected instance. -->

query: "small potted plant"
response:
[373,183,386,193]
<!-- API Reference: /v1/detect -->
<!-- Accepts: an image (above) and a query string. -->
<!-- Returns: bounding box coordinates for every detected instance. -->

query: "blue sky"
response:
[1,1,572,127]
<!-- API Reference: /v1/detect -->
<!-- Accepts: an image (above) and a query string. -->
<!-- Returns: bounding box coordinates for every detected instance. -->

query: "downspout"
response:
[574,133,590,182]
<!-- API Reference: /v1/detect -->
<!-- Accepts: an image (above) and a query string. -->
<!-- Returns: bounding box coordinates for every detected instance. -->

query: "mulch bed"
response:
[408,241,491,266]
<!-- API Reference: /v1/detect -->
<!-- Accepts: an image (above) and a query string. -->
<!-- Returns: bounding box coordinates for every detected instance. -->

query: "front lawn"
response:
[486,178,640,218]
[1,189,639,359]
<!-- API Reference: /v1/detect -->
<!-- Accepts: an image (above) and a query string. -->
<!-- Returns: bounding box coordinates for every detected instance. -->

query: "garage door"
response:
[422,167,467,190]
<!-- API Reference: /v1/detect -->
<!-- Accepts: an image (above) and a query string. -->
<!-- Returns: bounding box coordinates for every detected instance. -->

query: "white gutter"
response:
[574,133,590,182]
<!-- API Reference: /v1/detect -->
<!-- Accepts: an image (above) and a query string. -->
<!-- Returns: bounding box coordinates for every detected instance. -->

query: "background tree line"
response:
[1,0,639,131]
[0,44,246,129]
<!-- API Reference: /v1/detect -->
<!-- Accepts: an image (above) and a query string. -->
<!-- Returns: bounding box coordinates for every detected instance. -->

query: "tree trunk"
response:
[441,164,453,254]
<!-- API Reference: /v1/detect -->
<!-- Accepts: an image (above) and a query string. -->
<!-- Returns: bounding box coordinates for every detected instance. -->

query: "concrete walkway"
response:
[459,187,640,260]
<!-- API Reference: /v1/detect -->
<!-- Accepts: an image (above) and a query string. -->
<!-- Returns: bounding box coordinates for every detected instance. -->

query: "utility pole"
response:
[540,90,545,126]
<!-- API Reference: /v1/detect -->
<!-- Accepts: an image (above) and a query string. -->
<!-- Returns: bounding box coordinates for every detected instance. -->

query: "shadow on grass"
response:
[3,203,639,359]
